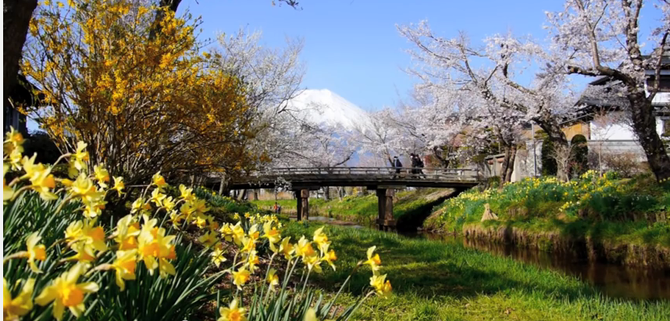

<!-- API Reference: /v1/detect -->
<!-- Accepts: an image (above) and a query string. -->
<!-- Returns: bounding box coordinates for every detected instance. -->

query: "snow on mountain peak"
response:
[287,89,372,131]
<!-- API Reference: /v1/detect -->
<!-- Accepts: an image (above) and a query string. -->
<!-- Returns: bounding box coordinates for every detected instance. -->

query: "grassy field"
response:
[252,188,453,228]
[283,222,670,321]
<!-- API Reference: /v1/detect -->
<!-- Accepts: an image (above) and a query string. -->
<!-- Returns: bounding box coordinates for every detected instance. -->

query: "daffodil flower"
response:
[364,246,381,271]
[3,277,35,319]
[93,164,110,188]
[152,172,167,188]
[112,250,137,291]
[232,268,250,290]
[369,273,392,299]
[26,232,47,273]
[112,176,124,195]
[217,299,247,321]
[278,237,294,260]
[313,227,330,252]
[198,231,219,249]
[35,263,99,321]
[266,268,279,291]
[210,247,227,268]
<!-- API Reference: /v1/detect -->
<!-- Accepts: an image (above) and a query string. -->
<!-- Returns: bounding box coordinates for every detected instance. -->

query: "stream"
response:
[417,232,670,301]
[301,216,670,301]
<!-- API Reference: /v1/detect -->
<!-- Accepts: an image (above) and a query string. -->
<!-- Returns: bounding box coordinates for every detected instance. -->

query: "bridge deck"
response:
[225,167,481,190]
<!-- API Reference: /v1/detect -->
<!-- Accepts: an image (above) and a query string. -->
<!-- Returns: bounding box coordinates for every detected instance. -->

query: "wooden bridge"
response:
[223,167,481,230]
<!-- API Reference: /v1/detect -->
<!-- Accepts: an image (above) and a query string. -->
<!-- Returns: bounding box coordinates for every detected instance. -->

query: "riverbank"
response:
[283,223,670,320]
[424,172,670,269]
[253,188,455,229]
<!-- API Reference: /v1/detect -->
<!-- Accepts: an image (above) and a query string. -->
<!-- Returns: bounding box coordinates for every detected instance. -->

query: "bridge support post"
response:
[376,189,395,231]
[296,189,309,221]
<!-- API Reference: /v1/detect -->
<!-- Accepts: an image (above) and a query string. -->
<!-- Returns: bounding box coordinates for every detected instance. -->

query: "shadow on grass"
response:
[285,222,599,303]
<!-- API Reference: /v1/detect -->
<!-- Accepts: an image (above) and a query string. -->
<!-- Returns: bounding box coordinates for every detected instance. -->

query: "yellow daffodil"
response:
[67,242,96,263]
[322,247,337,271]
[295,236,316,259]
[152,172,167,188]
[232,269,250,290]
[220,223,234,242]
[70,174,96,198]
[4,127,25,154]
[35,263,99,321]
[112,250,137,291]
[210,247,227,268]
[198,231,219,249]
[28,165,58,201]
[161,196,176,212]
[231,222,245,245]
[262,221,281,250]
[8,148,23,171]
[266,268,279,291]
[111,215,141,250]
[72,141,89,172]
[278,237,294,259]
[3,278,35,320]
[313,227,330,252]
[217,299,246,321]
[26,232,47,273]
[130,197,152,215]
[193,198,209,215]
[112,176,124,195]
[369,273,392,299]
[137,218,176,277]
[246,250,260,272]
[303,308,318,321]
[364,246,381,271]
[150,188,166,206]
[93,164,110,188]
[179,184,194,201]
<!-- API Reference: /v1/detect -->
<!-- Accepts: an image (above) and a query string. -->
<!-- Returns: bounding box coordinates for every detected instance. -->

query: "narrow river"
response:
[301,216,670,301]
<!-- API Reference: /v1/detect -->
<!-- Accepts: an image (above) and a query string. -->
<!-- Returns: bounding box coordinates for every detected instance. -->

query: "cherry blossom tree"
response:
[397,22,580,180]
[545,0,670,181]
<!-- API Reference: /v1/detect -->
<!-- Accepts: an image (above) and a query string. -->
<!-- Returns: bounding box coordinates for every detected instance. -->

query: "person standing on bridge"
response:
[392,156,403,178]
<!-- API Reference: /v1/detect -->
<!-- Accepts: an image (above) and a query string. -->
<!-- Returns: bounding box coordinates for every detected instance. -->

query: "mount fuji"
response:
[286,89,372,131]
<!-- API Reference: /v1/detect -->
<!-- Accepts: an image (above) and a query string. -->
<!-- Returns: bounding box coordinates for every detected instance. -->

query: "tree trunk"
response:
[504,144,517,183]
[3,0,38,129]
[535,115,570,181]
[432,146,451,168]
[323,186,329,201]
[253,189,259,201]
[629,93,670,181]
[499,145,512,185]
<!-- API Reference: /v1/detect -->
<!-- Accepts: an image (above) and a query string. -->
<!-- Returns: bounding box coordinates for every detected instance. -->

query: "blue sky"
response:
[185,0,582,111]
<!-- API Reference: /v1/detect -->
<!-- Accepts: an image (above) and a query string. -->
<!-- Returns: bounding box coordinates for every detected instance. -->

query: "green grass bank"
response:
[425,172,670,268]
[284,223,670,321]
[253,188,455,230]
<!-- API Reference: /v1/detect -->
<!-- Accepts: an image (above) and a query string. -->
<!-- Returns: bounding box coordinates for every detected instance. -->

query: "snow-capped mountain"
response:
[286,89,372,131]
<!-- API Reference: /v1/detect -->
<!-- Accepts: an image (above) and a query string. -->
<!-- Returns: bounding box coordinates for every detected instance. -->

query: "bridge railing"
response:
[243,167,480,181]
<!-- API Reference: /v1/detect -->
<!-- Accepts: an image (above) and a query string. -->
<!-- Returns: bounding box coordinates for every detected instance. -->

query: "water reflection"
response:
[420,232,670,301]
